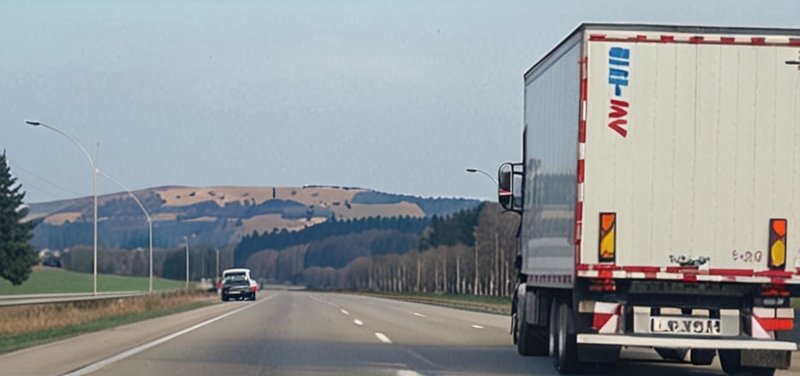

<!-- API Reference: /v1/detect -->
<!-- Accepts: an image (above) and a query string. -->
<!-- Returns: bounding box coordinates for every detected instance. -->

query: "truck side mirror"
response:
[498,163,514,210]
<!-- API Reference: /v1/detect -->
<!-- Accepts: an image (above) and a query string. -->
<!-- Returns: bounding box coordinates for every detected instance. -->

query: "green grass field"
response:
[0,268,187,295]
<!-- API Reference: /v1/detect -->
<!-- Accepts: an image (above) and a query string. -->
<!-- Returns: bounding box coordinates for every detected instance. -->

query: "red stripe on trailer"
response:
[709,268,754,276]
[683,274,698,283]
[660,35,674,42]
[790,38,800,46]
[590,34,606,41]
[580,78,587,101]
[720,37,735,44]
[665,266,699,274]
[755,270,794,278]
[689,36,704,43]
[577,160,585,183]
[579,120,586,143]
[593,264,620,270]
[622,266,661,273]
[576,264,590,271]
[751,37,766,45]
[575,201,584,222]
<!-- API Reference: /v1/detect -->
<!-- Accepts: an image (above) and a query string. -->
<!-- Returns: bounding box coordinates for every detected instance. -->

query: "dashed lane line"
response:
[471,325,484,329]
[354,319,364,326]
[375,332,393,344]
[413,312,426,317]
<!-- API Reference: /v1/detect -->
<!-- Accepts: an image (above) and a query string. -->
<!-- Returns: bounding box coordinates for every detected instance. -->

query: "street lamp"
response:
[183,235,190,289]
[26,120,99,296]
[466,168,499,187]
[97,170,154,294]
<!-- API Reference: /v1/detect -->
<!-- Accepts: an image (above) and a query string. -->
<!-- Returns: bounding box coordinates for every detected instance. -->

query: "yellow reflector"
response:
[599,213,616,263]
[769,219,787,270]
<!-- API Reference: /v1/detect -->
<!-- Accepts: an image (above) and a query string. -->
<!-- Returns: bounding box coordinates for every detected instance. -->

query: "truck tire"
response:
[221,294,228,302]
[719,350,776,376]
[516,292,548,356]
[553,303,580,374]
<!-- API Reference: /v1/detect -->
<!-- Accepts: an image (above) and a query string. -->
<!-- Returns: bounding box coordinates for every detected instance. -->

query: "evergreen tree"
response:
[0,151,38,285]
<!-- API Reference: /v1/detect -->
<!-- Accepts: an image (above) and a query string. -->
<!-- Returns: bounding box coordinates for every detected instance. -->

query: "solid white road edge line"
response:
[62,293,277,376]
[375,332,392,344]
[413,312,425,317]
[471,325,484,329]
[341,309,349,315]
[354,319,364,326]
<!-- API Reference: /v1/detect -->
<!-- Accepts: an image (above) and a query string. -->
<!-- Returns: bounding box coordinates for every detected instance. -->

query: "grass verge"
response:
[0,268,187,295]
[0,292,214,355]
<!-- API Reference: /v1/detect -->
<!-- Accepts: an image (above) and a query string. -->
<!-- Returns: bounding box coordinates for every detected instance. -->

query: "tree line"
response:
[243,203,521,297]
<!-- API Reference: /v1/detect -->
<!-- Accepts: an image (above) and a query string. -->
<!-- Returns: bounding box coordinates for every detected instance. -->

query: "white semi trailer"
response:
[499,23,800,375]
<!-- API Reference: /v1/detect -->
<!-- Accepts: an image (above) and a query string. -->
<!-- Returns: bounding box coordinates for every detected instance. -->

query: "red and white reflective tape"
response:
[577,264,800,284]
[589,33,800,46]
[753,307,795,337]
[575,55,588,264]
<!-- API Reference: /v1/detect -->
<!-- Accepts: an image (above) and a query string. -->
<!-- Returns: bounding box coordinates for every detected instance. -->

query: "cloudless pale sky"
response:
[2,0,799,203]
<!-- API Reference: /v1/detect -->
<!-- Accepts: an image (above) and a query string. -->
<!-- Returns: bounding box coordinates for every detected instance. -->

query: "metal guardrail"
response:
[0,291,147,307]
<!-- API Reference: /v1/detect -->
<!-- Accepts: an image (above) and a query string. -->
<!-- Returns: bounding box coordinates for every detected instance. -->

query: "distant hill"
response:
[27,185,481,250]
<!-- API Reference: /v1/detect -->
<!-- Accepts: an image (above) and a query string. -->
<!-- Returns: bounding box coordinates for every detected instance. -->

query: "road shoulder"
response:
[0,299,246,376]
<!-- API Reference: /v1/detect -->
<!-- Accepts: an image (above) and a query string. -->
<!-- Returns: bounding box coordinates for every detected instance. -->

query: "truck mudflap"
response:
[576,334,797,351]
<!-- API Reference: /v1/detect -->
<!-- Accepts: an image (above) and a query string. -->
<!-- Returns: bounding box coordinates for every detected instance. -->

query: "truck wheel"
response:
[221,294,228,302]
[719,350,776,376]
[251,292,257,301]
[516,293,548,356]
[553,303,580,374]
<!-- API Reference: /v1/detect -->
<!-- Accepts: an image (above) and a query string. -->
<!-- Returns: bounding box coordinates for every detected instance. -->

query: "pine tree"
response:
[0,151,38,285]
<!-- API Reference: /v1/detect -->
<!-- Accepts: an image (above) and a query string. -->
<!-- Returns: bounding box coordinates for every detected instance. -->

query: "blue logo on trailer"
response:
[607,47,630,137]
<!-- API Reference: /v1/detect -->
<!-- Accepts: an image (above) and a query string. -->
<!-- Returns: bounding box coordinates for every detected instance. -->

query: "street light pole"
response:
[466,168,499,187]
[97,169,154,293]
[184,236,190,289]
[26,120,99,296]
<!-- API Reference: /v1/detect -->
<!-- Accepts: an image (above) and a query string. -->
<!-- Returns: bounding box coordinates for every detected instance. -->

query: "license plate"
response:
[649,317,721,335]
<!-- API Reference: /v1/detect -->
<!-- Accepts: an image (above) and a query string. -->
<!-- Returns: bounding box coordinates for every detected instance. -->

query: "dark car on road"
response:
[220,276,256,301]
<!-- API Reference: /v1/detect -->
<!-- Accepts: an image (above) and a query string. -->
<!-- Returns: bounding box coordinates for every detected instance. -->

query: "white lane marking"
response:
[341,309,349,315]
[471,324,484,329]
[354,319,364,326]
[308,294,340,308]
[413,312,425,317]
[397,371,423,376]
[375,332,392,344]
[63,293,277,376]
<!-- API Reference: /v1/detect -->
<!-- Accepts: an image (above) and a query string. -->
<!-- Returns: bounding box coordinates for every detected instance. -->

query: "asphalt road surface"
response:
[2,291,798,376]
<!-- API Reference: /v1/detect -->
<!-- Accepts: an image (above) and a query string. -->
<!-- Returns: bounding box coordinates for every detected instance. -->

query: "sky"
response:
[2,0,799,203]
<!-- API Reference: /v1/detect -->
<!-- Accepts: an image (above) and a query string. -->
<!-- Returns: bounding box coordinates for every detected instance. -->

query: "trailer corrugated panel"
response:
[520,32,580,284]
[580,29,800,278]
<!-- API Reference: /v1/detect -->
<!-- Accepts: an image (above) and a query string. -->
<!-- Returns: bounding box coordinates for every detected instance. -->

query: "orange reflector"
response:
[769,219,787,270]
[759,318,794,332]
[599,213,616,263]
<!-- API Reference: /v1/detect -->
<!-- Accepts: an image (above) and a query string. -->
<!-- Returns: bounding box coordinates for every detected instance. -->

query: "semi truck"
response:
[498,23,800,375]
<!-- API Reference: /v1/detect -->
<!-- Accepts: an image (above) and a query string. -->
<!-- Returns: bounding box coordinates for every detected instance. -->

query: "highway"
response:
[1,291,797,376]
